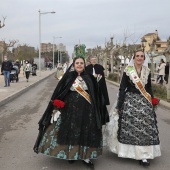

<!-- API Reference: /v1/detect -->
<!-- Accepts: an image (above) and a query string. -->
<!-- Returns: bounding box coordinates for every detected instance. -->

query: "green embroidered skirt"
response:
[38,91,103,160]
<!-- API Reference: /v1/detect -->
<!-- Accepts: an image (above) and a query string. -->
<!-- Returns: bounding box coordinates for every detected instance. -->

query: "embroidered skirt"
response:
[38,91,102,160]
[106,92,161,160]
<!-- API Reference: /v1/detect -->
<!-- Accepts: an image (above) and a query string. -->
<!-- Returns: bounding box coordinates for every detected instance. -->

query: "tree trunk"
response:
[167,55,170,101]
[104,53,107,76]
[150,57,154,78]
[111,55,113,73]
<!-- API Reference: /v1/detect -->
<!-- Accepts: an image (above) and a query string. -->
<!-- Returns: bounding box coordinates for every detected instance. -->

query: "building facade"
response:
[141,30,167,52]
[41,43,67,53]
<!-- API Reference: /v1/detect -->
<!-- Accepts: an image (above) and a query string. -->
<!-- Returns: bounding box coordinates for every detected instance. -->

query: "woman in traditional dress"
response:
[55,63,64,80]
[106,50,161,166]
[33,56,109,167]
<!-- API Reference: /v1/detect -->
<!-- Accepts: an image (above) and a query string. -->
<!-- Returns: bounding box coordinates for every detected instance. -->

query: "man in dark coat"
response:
[1,56,12,87]
[86,56,110,105]
[164,62,169,84]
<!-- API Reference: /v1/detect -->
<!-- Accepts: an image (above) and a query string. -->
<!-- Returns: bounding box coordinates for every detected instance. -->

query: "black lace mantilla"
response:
[57,91,102,148]
[117,92,160,146]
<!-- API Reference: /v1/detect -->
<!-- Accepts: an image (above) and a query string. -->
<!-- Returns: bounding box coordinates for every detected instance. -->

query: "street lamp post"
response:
[60,50,61,63]
[58,49,60,63]
[39,9,55,75]
[53,36,62,69]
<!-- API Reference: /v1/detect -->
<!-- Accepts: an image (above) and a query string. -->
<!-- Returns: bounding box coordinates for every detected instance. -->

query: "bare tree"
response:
[13,44,39,62]
[0,16,7,29]
[0,39,18,61]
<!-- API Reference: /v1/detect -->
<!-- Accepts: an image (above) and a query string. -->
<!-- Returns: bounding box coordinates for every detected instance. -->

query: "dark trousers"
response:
[157,75,164,84]
[164,74,169,83]
[25,71,30,80]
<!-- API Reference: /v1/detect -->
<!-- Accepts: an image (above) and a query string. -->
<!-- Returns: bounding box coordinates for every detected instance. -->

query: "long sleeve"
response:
[9,61,12,72]
[116,72,129,110]
[157,63,163,70]
[146,73,154,98]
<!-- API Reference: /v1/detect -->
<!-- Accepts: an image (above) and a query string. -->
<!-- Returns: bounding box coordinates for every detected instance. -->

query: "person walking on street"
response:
[14,59,21,82]
[157,59,166,85]
[33,56,109,167]
[106,50,161,166]
[32,62,38,76]
[164,62,169,84]
[55,63,64,80]
[86,56,110,106]
[14,59,21,74]
[63,61,70,73]
[23,60,32,82]
[1,56,12,87]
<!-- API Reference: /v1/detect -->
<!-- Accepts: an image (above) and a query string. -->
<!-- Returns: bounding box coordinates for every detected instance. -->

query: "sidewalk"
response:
[0,69,56,107]
[106,79,170,110]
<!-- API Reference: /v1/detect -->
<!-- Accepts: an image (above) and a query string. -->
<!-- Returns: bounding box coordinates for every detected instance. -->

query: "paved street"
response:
[0,68,56,106]
[0,75,170,170]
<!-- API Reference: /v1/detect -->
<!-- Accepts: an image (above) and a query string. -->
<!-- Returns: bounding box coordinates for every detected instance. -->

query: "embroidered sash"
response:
[127,66,152,104]
[72,78,91,104]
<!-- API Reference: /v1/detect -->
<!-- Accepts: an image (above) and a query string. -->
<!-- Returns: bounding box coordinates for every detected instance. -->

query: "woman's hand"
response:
[51,109,57,115]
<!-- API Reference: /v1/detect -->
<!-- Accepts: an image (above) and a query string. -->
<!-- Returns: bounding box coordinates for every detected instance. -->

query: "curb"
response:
[0,72,55,107]
[106,79,170,110]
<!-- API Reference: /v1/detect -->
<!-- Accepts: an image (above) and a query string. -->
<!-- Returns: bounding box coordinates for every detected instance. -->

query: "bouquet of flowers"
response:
[53,99,65,108]
[97,74,102,82]
[50,99,65,123]
[152,97,160,110]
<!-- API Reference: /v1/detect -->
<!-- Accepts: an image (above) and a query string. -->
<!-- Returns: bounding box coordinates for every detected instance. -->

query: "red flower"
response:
[53,99,65,108]
[152,98,159,105]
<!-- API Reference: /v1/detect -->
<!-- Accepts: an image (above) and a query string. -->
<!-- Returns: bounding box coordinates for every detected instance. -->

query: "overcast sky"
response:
[0,0,170,56]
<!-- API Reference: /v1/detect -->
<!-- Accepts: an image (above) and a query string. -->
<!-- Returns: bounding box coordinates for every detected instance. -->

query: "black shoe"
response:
[4,85,7,87]
[139,160,150,166]
[83,160,94,167]
[68,160,75,164]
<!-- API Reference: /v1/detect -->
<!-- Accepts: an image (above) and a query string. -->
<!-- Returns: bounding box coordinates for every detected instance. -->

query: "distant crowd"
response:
[1,56,38,87]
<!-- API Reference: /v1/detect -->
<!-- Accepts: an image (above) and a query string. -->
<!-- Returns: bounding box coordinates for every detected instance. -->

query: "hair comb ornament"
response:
[74,44,86,58]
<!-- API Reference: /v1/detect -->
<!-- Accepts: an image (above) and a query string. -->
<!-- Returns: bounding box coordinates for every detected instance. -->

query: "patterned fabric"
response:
[118,92,160,146]
[38,91,102,160]
[70,78,88,91]
[125,65,150,87]
[105,100,161,160]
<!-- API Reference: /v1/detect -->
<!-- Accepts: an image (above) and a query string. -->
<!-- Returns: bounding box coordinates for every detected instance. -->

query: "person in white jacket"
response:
[23,60,32,82]
[157,59,166,85]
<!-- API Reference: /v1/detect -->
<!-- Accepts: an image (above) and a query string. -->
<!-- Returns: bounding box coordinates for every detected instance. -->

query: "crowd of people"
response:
[33,50,162,168]
[1,56,38,86]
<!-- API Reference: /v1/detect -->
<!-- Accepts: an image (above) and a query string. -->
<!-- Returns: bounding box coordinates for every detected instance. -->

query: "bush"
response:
[152,83,167,101]
[107,73,119,83]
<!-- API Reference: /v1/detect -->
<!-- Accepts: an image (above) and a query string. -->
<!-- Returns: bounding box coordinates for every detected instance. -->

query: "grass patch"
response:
[152,83,168,101]
[107,73,120,83]
[107,75,169,102]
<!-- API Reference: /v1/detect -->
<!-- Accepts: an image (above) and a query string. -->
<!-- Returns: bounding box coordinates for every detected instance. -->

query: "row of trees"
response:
[0,40,69,64]
[0,42,38,63]
[86,36,170,77]
[85,36,170,100]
